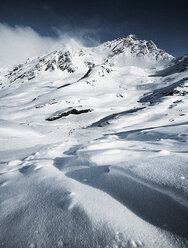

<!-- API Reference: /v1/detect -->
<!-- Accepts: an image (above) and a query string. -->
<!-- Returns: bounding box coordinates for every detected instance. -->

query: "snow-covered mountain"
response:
[0,34,173,86]
[0,35,188,248]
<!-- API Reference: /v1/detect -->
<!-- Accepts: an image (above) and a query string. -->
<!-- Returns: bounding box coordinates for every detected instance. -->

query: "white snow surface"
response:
[0,35,188,248]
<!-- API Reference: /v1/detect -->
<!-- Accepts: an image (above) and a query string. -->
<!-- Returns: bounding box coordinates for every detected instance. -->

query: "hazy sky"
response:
[0,0,187,66]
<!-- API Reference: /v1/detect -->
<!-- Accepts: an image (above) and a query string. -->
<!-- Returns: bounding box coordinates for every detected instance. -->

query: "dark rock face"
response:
[78,68,92,81]
[44,51,77,73]
[58,51,76,73]
[45,59,56,72]
[46,108,92,121]
[44,51,76,73]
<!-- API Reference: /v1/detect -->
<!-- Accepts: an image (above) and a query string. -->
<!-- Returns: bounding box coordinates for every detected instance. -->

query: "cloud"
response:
[52,26,101,47]
[0,23,101,68]
[0,23,58,67]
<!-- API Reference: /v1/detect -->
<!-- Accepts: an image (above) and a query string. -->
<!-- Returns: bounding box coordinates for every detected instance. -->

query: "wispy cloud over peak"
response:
[0,23,101,68]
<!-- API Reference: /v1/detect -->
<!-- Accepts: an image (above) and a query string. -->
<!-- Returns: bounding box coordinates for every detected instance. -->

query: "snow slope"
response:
[0,35,188,248]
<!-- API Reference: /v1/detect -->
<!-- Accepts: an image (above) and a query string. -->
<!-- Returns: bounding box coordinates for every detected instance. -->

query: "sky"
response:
[0,0,187,66]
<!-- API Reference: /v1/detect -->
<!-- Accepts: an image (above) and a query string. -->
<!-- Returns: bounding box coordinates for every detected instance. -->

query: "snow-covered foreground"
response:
[0,35,188,247]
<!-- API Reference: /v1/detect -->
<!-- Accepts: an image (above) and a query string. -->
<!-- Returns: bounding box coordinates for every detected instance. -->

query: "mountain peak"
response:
[126,34,138,40]
[101,35,173,66]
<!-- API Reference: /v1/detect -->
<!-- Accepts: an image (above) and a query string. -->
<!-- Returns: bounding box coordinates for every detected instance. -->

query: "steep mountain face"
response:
[0,36,188,248]
[0,34,173,88]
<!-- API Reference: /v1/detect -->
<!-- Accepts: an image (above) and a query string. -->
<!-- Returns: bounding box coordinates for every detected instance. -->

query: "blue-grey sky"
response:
[0,0,187,58]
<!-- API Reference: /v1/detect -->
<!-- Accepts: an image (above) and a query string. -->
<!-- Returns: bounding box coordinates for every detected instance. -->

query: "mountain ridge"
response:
[0,34,176,89]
